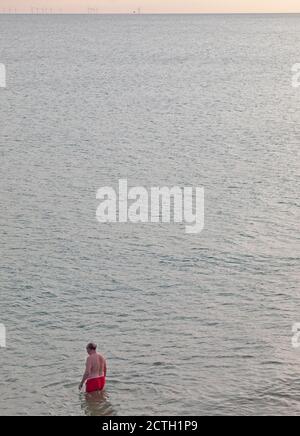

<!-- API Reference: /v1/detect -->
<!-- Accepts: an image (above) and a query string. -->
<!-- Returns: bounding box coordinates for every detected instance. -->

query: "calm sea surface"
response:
[0,14,299,416]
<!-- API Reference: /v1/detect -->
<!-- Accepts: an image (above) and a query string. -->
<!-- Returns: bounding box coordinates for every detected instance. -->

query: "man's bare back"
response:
[86,352,106,379]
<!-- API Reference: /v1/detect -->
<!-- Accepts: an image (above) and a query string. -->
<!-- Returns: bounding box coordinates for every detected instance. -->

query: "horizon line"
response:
[1,12,300,15]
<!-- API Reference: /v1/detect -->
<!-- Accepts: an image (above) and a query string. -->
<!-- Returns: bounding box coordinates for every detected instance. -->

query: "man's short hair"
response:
[87,342,97,351]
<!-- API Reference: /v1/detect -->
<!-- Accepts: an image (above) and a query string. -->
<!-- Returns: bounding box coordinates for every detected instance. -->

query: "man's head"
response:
[86,342,97,355]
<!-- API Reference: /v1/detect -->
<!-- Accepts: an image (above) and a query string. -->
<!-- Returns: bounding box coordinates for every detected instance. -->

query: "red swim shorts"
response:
[86,376,106,393]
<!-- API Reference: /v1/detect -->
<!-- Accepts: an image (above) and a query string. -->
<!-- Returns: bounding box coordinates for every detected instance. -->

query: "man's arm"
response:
[79,358,91,390]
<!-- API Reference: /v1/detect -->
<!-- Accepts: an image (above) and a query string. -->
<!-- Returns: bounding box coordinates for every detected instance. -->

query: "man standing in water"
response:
[79,343,107,393]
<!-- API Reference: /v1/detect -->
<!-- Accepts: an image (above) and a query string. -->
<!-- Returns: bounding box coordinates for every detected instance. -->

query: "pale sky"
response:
[1,0,300,14]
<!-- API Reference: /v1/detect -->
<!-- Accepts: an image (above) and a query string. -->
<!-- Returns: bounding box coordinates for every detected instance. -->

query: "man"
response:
[79,342,107,393]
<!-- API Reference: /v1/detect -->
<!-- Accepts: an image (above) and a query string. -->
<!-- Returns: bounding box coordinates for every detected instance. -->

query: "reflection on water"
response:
[80,391,115,416]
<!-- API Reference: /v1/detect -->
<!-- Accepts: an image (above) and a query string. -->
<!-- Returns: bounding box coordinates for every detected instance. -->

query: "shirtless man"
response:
[79,343,107,393]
